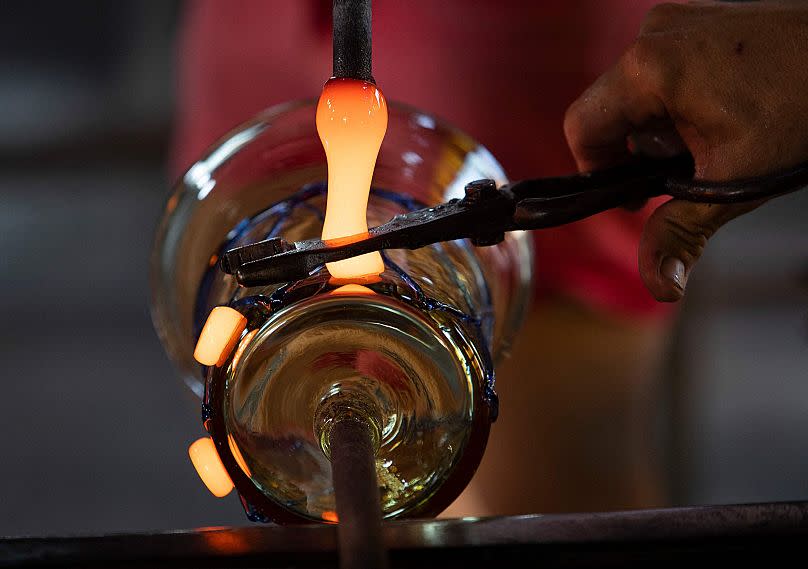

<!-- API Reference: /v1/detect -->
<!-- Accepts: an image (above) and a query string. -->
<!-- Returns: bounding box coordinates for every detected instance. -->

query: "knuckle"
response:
[641,2,687,32]
[622,36,661,76]
[563,103,584,145]
[621,35,678,103]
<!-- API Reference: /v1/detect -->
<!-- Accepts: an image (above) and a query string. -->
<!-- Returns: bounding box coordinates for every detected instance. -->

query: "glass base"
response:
[223,280,490,522]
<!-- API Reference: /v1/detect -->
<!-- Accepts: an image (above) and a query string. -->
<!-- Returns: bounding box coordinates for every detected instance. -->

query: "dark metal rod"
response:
[332,0,374,82]
[330,418,388,569]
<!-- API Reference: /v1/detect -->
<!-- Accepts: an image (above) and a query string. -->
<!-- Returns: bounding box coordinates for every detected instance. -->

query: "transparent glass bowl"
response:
[151,100,533,522]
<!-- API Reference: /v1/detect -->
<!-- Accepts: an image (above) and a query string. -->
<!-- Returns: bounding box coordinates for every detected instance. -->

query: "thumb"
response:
[638,199,761,302]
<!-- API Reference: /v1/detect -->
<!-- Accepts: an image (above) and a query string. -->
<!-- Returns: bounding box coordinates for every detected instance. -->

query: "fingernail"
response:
[661,257,686,291]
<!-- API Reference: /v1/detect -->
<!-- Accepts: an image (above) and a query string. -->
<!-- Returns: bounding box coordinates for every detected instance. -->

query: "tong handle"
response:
[667,159,808,203]
[507,154,693,230]
[508,153,808,231]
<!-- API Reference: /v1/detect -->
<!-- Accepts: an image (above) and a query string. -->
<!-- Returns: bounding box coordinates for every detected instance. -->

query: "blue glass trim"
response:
[241,496,271,523]
[194,181,498,413]
[201,402,212,424]
[381,251,497,412]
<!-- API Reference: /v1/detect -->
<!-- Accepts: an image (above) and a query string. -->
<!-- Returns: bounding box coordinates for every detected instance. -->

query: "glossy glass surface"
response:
[151,101,533,521]
[225,282,486,520]
[152,101,532,397]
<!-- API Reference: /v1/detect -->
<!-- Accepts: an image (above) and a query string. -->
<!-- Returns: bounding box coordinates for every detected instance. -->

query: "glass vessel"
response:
[151,100,533,523]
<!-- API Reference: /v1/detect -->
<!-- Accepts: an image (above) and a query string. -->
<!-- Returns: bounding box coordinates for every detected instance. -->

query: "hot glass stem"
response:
[330,418,389,569]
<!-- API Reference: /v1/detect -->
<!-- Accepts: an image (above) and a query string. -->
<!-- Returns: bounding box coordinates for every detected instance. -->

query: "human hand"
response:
[564,1,808,301]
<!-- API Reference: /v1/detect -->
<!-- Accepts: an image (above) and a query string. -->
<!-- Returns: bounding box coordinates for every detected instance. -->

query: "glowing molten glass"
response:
[330,283,375,295]
[194,306,247,367]
[316,78,387,279]
[188,437,234,498]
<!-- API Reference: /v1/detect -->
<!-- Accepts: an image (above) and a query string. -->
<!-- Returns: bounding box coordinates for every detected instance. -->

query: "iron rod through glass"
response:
[330,418,389,569]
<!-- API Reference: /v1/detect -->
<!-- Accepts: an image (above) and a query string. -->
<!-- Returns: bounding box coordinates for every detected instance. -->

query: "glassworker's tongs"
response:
[221,154,808,287]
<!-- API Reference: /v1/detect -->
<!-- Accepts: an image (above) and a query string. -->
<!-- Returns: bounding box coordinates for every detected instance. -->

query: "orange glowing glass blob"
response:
[188,437,234,497]
[330,283,375,295]
[321,510,339,523]
[194,306,247,367]
[316,78,387,279]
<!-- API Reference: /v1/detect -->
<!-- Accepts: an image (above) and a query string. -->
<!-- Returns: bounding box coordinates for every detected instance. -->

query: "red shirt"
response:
[173,0,671,318]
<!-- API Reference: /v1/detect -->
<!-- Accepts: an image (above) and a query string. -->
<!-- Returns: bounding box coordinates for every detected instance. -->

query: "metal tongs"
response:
[221,154,808,287]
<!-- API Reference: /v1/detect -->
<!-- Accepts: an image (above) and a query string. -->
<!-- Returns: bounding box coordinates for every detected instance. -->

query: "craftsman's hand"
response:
[564,1,808,301]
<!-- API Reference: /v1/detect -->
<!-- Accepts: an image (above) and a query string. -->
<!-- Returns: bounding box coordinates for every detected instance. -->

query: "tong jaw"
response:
[219,178,516,286]
[220,237,295,275]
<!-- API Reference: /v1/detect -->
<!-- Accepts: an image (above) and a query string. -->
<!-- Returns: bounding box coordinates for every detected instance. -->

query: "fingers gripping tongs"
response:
[221,154,808,287]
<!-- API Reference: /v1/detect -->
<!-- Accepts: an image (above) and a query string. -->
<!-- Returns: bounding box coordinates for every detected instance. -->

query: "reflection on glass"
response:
[151,101,533,522]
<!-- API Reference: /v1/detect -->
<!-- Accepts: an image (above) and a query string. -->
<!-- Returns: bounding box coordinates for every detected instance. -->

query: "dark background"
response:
[1,1,247,533]
[0,1,806,537]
